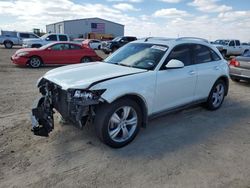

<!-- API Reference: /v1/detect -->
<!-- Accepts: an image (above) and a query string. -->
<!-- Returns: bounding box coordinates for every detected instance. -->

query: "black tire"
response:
[31,44,42,48]
[205,80,226,110]
[4,41,13,49]
[80,57,91,63]
[94,99,142,148]
[29,56,42,68]
[231,77,240,82]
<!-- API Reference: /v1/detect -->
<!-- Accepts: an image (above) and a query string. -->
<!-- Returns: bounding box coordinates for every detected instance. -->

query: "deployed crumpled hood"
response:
[43,62,147,90]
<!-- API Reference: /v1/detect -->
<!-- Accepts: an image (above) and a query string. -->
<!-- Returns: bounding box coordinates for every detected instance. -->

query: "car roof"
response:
[132,37,212,49]
[49,41,82,46]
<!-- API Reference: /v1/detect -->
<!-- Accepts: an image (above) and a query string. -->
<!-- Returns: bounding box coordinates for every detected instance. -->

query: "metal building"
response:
[46,17,124,39]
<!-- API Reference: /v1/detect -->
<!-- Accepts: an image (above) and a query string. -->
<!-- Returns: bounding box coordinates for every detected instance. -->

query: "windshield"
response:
[112,37,122,42]
[242,50,250,57]
[104,43,168,70]
[40,34,50,40]
[214,40,229,45]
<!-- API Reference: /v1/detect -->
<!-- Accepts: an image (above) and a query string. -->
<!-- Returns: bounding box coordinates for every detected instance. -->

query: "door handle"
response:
[188,70,195,75]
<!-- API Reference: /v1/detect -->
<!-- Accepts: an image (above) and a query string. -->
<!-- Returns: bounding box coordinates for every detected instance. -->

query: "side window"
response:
[70,44,81,50]
[51,44,70,50]
[210,49,221,61]
[19,33,29,38]
[164,44,192,67]
[229,40,235,46]
[193,45,213,64]
[235,40,240,46]
[59,35,68,41]
[47,35,57,41]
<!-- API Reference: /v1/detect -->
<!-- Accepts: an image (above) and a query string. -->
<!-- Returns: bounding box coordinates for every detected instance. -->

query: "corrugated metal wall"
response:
[46,18,124,39]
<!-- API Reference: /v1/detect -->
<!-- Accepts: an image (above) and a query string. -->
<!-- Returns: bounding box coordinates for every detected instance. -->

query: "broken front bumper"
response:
[31,79,103,137]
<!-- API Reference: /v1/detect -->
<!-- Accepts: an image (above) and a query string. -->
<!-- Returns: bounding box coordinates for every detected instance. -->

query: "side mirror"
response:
[120,39,125,43]
[47,47,52,50]
[46,37,50,41]
[165,59,184,69]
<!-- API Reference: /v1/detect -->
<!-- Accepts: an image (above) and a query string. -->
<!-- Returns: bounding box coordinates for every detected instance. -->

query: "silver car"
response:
[230,50,250,82]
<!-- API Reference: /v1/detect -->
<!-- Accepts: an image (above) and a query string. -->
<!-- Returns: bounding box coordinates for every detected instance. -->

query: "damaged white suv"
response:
[31,37,229,148]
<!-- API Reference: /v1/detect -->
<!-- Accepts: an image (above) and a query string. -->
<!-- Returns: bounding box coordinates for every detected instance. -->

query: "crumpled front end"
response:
[31,78,105,137]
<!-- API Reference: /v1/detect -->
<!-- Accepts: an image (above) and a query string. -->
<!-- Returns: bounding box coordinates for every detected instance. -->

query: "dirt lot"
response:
[0,46,250,188]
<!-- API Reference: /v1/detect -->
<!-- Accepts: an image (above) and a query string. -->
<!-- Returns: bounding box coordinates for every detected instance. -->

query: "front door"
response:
[154,44,197,113]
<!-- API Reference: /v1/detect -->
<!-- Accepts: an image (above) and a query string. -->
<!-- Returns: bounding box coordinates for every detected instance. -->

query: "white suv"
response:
[31,37,229,148]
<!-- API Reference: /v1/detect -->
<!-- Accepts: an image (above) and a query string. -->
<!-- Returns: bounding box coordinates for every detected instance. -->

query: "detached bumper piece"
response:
[31,96,54,137]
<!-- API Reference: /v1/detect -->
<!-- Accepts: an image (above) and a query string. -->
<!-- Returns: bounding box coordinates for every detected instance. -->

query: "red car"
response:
[11,42,102,68]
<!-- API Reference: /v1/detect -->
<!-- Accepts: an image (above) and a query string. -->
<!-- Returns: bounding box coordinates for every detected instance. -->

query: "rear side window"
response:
[193,44,221,64]
[165,44,192,66]
[59,35,68,41]
[51,44,70,50]
[235,40,240,46]
[70,44,81,50]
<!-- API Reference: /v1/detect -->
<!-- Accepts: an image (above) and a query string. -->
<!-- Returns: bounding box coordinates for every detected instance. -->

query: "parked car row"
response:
[212,39,250,58]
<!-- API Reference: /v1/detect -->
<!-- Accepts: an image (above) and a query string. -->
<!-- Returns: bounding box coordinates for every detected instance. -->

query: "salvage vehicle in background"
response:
[102,36,137,54]
[229,50,250,82]
[213,39,250,58]
[22,33,70,48]
[82,39,102,50]
[11,42,102,68]
[0,30,39,49]
[31,37,229,148]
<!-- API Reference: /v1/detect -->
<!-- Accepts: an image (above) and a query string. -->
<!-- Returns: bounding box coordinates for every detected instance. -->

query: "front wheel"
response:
[4,41,13,49]
[94,99,142,148]
[29,56,42,68]
[205,80,226,110]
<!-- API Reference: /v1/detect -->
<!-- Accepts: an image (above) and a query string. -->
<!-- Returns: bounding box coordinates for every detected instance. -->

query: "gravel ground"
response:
[0,46,250,188]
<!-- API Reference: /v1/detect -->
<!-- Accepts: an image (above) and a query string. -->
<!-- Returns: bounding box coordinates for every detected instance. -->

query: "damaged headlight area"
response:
[31,78,106,137]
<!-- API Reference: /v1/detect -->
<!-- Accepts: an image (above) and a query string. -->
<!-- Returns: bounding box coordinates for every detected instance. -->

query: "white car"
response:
[31,37,229,148]
[22,33,69,48]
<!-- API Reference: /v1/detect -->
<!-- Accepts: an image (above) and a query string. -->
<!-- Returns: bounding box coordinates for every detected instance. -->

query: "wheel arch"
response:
[105,93,148,128]
[216,75,229,96]
[28,55,43,66]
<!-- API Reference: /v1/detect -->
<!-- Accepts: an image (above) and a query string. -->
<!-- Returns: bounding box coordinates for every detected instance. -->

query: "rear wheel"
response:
[4,41,13,49]
[94,99,142,148]
[29,56,42,68]
[205,80,226,110]
[80,57,91,63]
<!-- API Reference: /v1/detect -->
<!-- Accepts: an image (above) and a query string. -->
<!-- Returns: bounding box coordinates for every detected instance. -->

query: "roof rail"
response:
[176,37,209,43]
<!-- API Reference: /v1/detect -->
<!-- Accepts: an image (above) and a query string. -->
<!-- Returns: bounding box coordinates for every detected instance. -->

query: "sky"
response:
[0,0,250,41]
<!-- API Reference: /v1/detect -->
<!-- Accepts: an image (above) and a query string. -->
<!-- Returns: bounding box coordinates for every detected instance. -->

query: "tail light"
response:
[229,59,240,67]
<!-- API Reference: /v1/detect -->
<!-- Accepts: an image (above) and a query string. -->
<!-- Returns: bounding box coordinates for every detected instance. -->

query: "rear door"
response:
[192,44,223,100]
[154,44,197,112]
